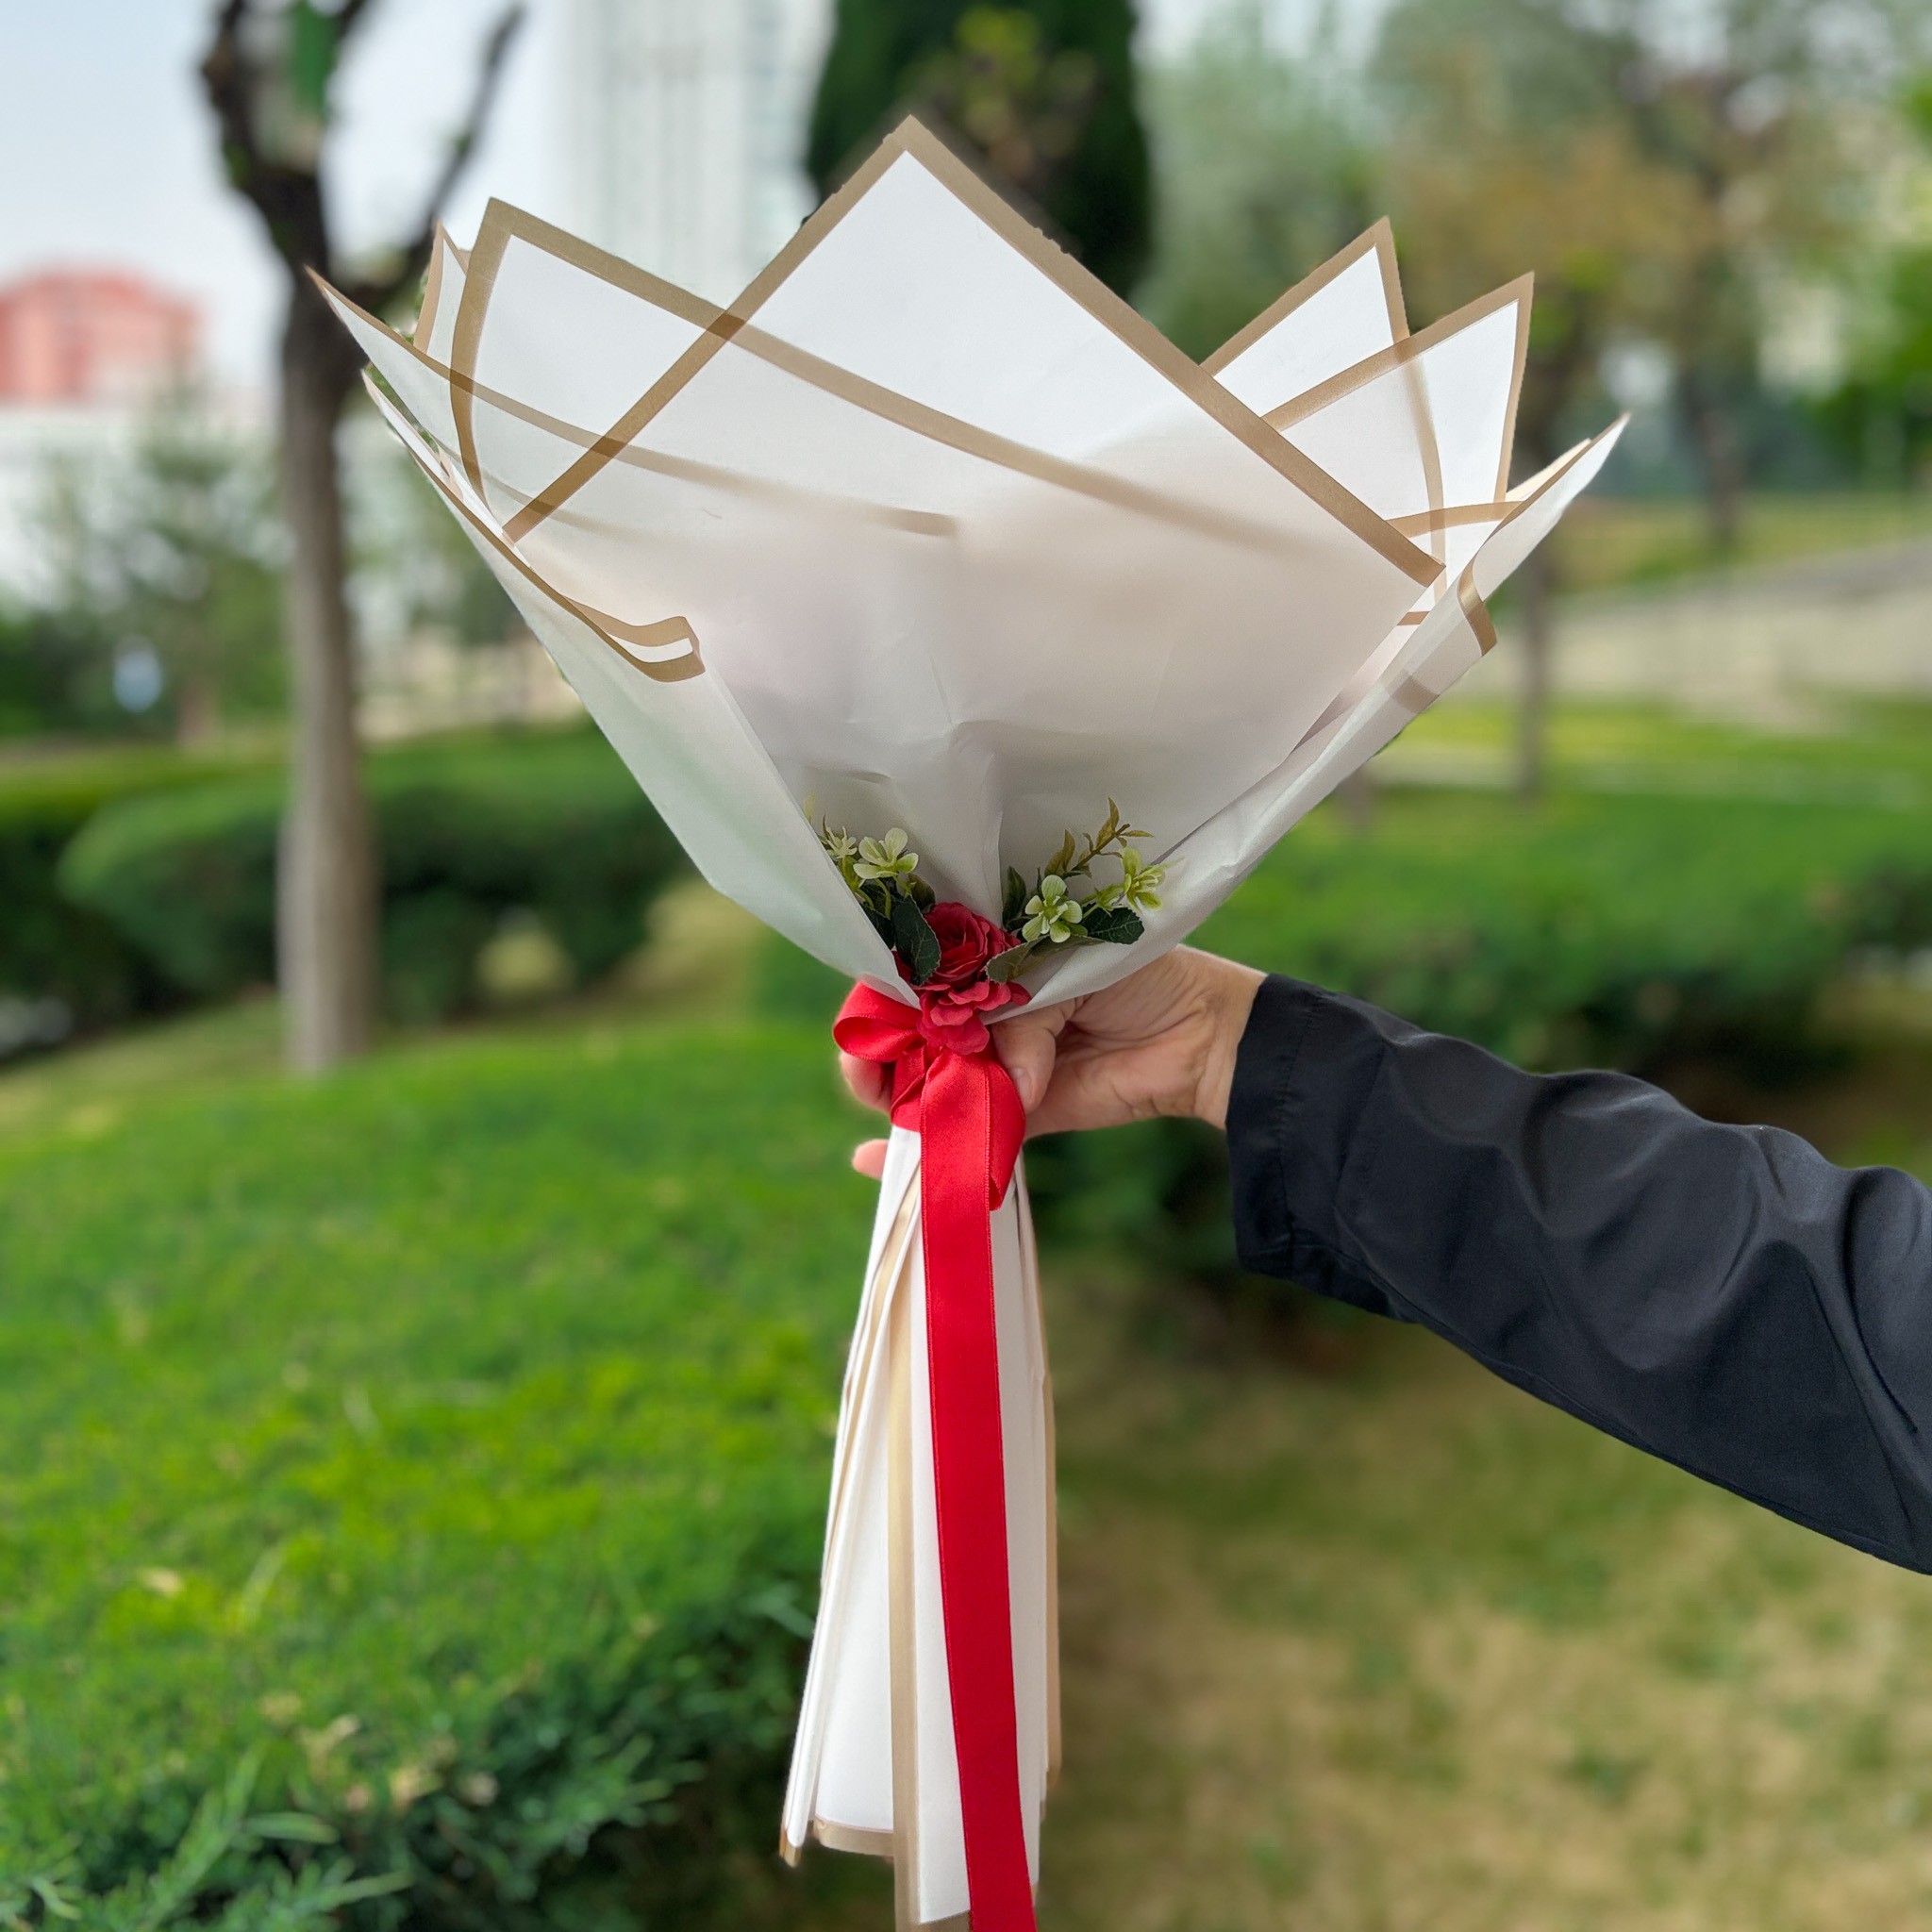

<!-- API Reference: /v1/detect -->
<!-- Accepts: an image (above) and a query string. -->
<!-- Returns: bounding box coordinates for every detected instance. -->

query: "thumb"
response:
[994,1001,1069,1115]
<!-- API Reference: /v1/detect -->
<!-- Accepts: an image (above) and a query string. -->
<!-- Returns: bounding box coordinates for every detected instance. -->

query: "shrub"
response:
[758,781,1932,1301]
[59,732,689,1026]
[0,747,275,1054]
[1051,787,1932,1298]
[0,1023,879,1927]
[1191,788,1932,1074]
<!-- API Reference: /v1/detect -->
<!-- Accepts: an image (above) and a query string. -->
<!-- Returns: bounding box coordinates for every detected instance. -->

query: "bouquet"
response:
[324,118,1621,1931]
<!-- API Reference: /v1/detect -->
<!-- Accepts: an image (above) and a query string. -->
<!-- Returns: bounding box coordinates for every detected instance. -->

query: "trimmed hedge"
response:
[1074,786,1932,1294]
[1192,788,1932,1074]
[762,782,1932,1067]
[59,733,688,1026]
[759,779,1932,1296]
[0,748,275,1051]
[0,1023,878,1928]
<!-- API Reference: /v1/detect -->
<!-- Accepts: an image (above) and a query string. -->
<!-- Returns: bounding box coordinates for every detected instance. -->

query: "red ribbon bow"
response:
[834,982,1036,1932]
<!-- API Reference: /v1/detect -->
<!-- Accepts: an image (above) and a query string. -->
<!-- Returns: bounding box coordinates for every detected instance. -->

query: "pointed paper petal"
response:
[1023,419,1626,1006]
[320,280,463,463]
[1205,219,1408,410]
[425,133,1436,911]
[1259,276,1533,524]
[364,377,902,993]
[415,225,467,366]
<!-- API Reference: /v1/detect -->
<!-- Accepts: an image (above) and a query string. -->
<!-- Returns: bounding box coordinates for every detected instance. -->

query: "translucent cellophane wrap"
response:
[328,117,1622,1928]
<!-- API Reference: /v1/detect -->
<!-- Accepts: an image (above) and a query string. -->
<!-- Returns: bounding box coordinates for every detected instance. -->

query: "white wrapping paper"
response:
[325,117,1620,1926]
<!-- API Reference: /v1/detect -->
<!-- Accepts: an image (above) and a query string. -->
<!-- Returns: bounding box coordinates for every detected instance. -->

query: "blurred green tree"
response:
[0,605,105,741]
[1818,249,1932,485]
[1369,0,1924,797]
[32,402,284,745]
[1816,75,1932,486]
[1608,4,1892,552]
[1374,0,1700,800]
[1380,0,1917,551]
[200,0,521,1072]
[808,0,1151,295]
[1138,3,1374,360]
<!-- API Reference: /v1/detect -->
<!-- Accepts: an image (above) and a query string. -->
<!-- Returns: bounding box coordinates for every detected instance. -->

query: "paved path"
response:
[1457,536,1932,714]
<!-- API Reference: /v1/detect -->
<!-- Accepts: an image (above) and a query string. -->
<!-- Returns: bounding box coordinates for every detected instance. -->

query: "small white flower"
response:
[855,827,920,883]
[1116,846,1164,915]
[1022,875,1086,944]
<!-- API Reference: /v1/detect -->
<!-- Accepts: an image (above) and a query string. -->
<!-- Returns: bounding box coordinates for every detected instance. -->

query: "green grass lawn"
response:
[1383,696,1932,806]
[19,940,1932,1932]
[18,696,1932,1928]
[0,1010,886,1926]
[1041,1233,1932,1932]
[1549,492,1932,597]
[1189,731,1932,1079]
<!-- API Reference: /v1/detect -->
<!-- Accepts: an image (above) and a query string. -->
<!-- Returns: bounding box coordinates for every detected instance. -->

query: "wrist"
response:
[1186,953,1265,1130]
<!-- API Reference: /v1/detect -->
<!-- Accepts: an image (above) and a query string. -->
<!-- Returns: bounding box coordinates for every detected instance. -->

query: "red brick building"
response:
[0,271,200,407]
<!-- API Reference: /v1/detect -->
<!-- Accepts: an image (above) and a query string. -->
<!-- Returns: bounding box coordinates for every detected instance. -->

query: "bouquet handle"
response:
[782,1112,1058,1928]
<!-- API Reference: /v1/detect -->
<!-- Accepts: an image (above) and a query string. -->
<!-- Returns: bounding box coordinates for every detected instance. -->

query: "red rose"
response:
[924,900,1014,990]
[893,900,1030,1056]
[915,977,1029,1058]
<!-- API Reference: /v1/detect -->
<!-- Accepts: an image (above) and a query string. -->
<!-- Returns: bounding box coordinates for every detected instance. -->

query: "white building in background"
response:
[562,0,834,302]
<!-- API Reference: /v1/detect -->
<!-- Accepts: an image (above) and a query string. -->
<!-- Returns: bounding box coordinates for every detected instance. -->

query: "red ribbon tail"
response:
[921,1052,1035,1931]
[833,983,1035,1929]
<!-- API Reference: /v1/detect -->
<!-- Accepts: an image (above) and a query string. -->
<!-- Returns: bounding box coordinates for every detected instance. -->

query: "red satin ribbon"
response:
[834,982,1035,1932]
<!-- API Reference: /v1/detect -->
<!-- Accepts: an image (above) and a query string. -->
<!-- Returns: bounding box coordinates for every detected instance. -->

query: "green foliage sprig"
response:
[816,800,1166,988]
[819,824,944,984]
[0,1754,407,1932]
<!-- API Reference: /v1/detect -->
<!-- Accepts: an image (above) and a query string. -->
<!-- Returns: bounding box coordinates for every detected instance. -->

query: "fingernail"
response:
[1013,1066,1039,1111]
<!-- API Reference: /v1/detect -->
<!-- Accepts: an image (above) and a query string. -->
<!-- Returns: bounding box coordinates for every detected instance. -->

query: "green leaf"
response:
[907,874,937,910]
[29,1878,79,1924]
[747,1584,815,1640]
[1082,906,1144,946]
[1002,866,1028,930]
[891,895,941,985]
[1044,830,1076,879]
[245,1812,340,1846]
[858,885,895,946]
[985,941,1035,984]
[289,2,341,118]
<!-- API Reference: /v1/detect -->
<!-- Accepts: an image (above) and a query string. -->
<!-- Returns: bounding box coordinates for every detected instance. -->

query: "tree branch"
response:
[345,5,525,316]
[201,0,334,280]
[201,0,266,216]
[204,0,521,309]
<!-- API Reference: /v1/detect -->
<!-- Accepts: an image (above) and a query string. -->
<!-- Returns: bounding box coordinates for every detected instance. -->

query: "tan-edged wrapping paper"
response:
[325,116,1620,1928]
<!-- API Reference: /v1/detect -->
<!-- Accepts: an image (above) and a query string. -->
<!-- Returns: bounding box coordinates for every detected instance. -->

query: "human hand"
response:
[841,947,1265,1178]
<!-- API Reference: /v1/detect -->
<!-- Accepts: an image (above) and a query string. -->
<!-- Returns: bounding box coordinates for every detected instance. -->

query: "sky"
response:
[1,0,558,393]
[0,0,1351,395]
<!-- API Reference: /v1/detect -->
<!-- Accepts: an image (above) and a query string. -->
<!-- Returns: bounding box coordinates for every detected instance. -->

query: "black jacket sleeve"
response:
[1226,974,1932,1573]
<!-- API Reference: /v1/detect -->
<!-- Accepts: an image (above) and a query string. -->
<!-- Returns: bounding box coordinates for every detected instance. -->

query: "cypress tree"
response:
[808,1,1152,297]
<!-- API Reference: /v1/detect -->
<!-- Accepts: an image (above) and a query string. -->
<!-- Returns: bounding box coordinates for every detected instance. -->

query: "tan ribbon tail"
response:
[888,1265,923,1928]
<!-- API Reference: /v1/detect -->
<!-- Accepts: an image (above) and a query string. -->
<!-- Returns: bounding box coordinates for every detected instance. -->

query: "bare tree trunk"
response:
[1680,370,1744,554]
[276,294,377,1073]
[1516,544,1556,805]
[176,675,219,747]
[200,0,521,1075]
